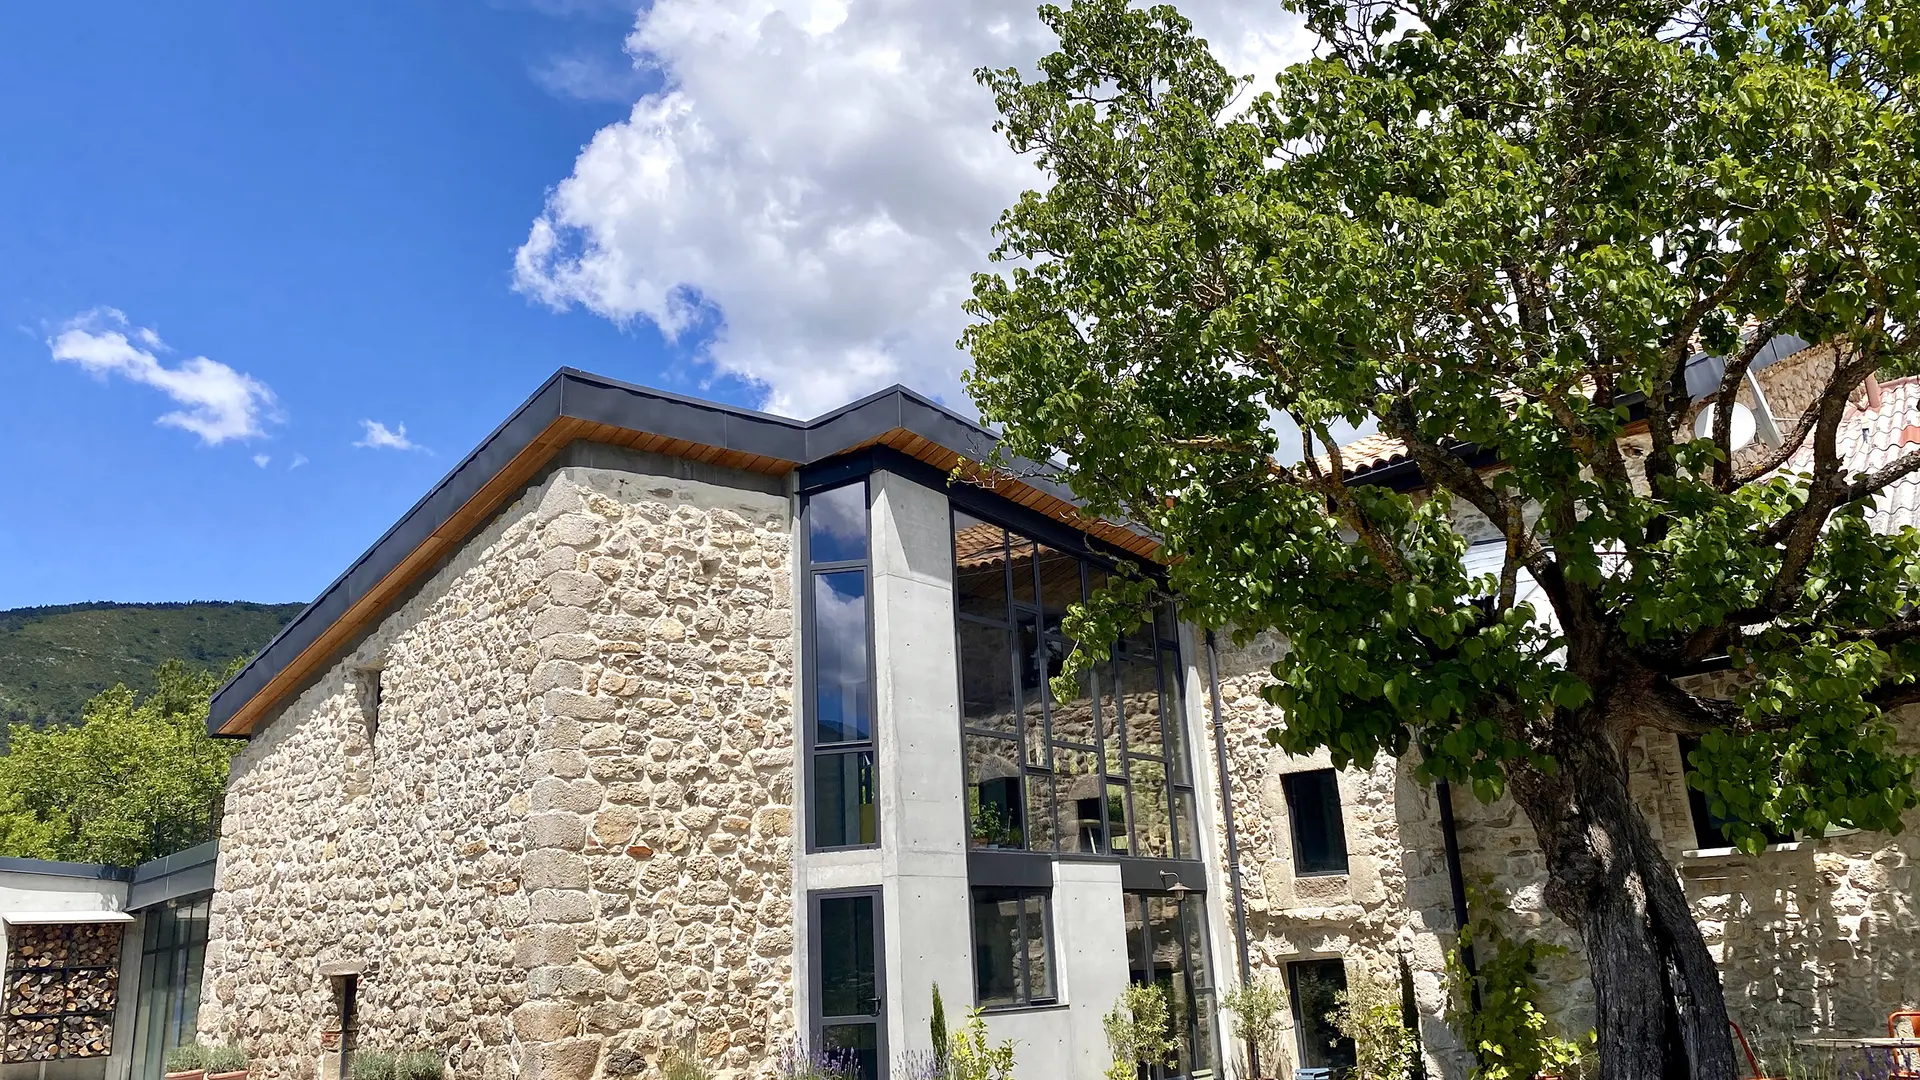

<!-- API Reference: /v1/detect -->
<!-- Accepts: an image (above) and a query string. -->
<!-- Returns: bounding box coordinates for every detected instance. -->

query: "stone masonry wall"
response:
[202,456,797,1080]
[1200,633,1470,1080]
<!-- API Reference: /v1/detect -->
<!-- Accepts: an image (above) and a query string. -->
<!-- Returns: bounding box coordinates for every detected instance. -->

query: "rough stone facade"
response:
[201,458,797,1080]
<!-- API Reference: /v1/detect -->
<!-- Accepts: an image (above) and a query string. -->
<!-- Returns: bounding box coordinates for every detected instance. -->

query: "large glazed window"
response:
[955,511,1196,858]
[807,482,876,850]
[131,894,209,1080]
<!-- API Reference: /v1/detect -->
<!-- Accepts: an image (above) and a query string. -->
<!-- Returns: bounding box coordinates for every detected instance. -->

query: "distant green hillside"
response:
[0,601,303,729]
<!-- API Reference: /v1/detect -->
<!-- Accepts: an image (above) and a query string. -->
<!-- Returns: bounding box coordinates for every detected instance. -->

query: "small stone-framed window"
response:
[970,888,1054,1009]
[1282,769,1349,876]
[1677,736,1790,849]
[355,666,383,745]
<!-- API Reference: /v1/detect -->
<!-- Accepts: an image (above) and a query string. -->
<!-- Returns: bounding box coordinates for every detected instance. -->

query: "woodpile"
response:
[1,923,122,1061]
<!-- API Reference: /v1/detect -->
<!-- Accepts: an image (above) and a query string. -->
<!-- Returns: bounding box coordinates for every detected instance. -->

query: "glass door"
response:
[812,890,885,1080]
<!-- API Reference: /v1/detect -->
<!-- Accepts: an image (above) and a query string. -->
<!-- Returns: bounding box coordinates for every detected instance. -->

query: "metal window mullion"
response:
[1015,893,1031,1005]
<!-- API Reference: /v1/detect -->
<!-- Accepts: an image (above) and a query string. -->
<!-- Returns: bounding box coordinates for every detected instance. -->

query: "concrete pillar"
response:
[869,471,973,1062]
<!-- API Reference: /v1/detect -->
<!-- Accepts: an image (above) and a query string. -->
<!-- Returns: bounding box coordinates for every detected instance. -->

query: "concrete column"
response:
[868,471,972,1062]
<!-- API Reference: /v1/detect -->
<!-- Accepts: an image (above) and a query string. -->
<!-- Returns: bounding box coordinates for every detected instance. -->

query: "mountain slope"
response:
[0,601,303,728]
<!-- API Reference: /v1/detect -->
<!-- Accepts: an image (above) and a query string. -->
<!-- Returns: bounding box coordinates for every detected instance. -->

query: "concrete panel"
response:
[986,859,1132,1079]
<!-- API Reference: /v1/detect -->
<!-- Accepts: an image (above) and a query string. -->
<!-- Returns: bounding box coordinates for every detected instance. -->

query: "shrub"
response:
[202,1045,249,1074]
[163,1044,208,1073]
[1331,972,1415,1080]
[662,1032,713,1080]
[1220,975,1289,1077]
[777,1038,861,1080]
[931,983,950,1069]
[349,1051,397,1080]
[395,1051,444,1080]
[1104,983,1178,1080]
[947,1008,1015,1080]
[1445,891,1592,1080]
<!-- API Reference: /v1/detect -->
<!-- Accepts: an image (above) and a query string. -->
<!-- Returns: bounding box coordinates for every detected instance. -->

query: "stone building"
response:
[197,355,1920,1080]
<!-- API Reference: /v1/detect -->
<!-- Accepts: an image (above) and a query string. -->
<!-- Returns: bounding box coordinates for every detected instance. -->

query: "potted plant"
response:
[1222,975,1290,1079]
[204,1045,250,1080]
[1104,983,1178,1080]
[163,1044,208,1080]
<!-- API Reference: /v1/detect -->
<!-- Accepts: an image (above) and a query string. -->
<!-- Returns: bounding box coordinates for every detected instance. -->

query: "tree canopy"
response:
[0,660,235,867]
[962,0,1920,1074]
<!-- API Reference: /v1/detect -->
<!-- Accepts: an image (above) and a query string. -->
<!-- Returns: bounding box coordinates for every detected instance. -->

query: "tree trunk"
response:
[1509,723,1738,1080]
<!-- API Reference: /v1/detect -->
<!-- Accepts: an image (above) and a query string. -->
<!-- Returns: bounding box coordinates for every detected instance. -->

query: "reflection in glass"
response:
[1054,748,1104,853]
[973,895,1022,1007]
[1048,651,1095,745]
[809,483,869,563]
[1172,790,1199,861]
[959,623,1017,734]
[1124,891,1220,1080]
[1131,757,1172,858]
[1037,545,1082,621]
[822,1024,879,1080]
[1161,650,1190,784]
[1120,656,1164,760]
[954,513,1009,620]
[1106,781,1132,856]
[813,572,871,744]
[967,735,1025,849]
[1018,618,1049,768]
[814,751,876,848]
[1025,773,1057,852]
[1289,959,1356,1071]
[1009,535,1038,608]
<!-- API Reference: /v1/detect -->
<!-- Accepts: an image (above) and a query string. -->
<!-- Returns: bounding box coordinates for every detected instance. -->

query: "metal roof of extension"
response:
[207,368,1155,737]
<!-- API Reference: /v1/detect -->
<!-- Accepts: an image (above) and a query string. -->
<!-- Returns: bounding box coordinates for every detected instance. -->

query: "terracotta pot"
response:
[208,1070,249,1080]
[165,1070,205,1080]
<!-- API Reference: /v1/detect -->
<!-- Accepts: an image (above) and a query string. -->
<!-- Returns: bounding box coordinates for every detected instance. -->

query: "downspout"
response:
[1436,777,1480,1011]
[1204,629,1259,1076]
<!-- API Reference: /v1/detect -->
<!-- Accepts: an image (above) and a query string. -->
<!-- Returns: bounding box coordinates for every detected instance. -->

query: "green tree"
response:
[962,0,1920,1076]
[0,660,235,866]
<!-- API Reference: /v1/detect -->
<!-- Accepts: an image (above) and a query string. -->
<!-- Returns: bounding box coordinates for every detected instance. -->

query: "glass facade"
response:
[955,511,1196,858]
[971,889,1054,1009]
[1123,891,1219,1080]
[132,895,210,1080]
[807,482,876,850]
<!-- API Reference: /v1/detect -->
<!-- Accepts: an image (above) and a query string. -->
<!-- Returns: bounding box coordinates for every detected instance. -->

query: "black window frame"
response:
[809,887,888,1080]
[1281,768,1351,877]
[1287,957,1357,1072]
[804,480,879,853]
[1121,889,1220,1080]
[1677,736,1792,850]
[953,506,1197,862]
[969,887,1057,1010]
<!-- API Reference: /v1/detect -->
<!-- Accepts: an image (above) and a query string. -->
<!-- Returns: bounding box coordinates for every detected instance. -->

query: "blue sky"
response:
[0,0,1306,611]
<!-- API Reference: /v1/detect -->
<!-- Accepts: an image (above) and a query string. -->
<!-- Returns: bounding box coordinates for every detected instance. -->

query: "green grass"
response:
[0,601,302,730]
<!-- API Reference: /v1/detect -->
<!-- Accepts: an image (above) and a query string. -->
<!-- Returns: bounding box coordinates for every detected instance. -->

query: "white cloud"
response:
[514,0,1313,417]
[289,453,310,470]
[253,453,272,468]
[354,420,426,452]
[532,51,650,102]
[48,308,279,444]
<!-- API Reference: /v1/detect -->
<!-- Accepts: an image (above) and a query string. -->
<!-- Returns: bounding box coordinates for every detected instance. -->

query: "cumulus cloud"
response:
[253,453,272,468]
[514,0,1313,417]
[354,420,426,452]
[48,309,279,444]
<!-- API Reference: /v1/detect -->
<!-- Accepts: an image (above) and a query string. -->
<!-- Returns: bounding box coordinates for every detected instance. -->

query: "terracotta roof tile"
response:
[1784,376,1920,532]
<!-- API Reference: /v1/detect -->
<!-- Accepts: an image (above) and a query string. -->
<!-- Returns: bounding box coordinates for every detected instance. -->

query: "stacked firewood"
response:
[3,1017,60,1062]
[58,1015,112,1058]
[0,924,121,1061]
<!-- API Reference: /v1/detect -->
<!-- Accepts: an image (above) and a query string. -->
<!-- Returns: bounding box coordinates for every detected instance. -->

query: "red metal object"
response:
[1888,1012,1920,1079]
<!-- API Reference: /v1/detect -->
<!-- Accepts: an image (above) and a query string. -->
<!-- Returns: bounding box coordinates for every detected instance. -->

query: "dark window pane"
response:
[1009,535,1038,608]
[1289,959,1356,1070]
[1025,770,1057,852]
[817,895,878,1018]
[813,572,871,744]
[1154,600,1179,642]
[1018,617,1049,767]
[821,1024,880,1080]
[1037,546,1082,624]
[1024,894,1054,1001]
[972,893,1022,1007]
[1106,781,1132,856]
[809,484,868,564]
[814,751,877,848]
[972,890,1055,1008]
[967,736,1025,849]
[1119,656,1164,760]
[1054,748,1104,854]
[1160,648,1190,784]
[1172,790,1199,861]
[1283,769,1349,875]
[1679,736,1790,848]
[959,622,1017,735]
[1130,757,1172,858]
[954,514,1009,621]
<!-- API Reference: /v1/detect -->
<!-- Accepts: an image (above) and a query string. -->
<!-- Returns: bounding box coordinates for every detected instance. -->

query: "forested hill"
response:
[0,601,303,728]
